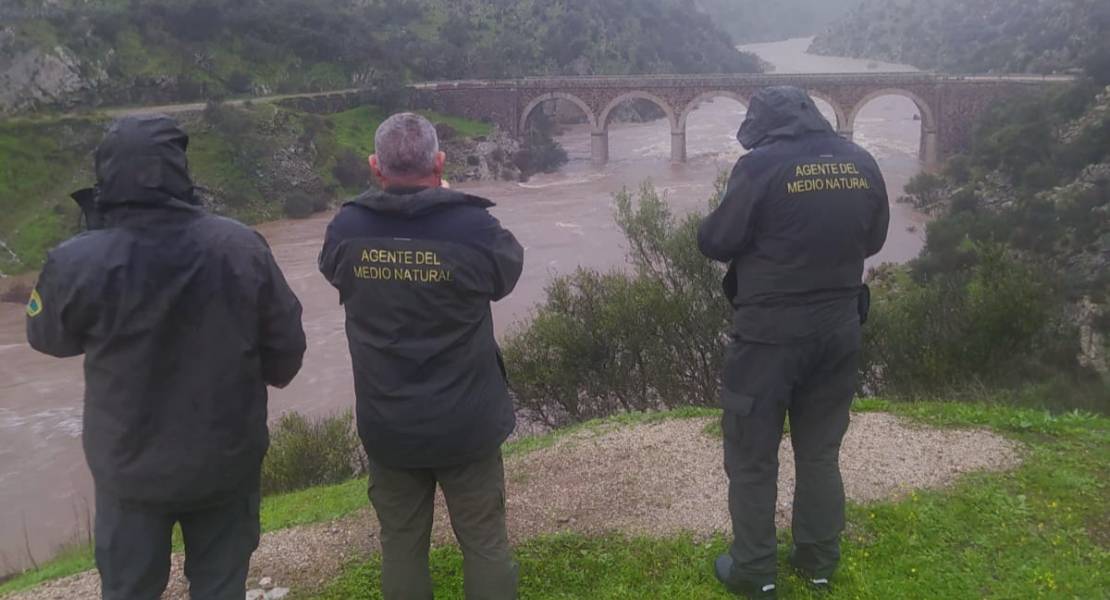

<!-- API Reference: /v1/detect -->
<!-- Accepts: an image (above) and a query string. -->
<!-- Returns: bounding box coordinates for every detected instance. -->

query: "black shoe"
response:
[714,554,777,599]
[788,560,832,593]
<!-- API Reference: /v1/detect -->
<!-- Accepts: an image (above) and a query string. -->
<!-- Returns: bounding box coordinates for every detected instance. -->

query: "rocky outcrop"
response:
[444,128,523,183]
[0,29,104,115]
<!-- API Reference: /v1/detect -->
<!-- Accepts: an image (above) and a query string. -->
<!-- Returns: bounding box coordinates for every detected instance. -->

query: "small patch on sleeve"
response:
[26,289,43,318]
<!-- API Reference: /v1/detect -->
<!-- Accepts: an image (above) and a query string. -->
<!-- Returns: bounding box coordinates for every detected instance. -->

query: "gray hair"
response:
[374,113,440,178]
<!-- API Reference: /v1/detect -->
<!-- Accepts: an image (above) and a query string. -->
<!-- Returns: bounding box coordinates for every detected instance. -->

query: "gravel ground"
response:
[9,412,1021,599]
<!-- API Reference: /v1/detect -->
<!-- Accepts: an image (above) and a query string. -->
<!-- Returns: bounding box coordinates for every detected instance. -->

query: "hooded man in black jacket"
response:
[319,113,523,599]
[27,114,307,600]
[698,87,889,598]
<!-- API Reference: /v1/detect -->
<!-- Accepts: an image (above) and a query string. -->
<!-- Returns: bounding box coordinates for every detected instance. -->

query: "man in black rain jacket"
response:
[26,114,307,600]
[319,113,523,599]
[698,87,889,598]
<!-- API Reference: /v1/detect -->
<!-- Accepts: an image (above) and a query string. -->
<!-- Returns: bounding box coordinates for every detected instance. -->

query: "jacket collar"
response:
[346,186,495,218]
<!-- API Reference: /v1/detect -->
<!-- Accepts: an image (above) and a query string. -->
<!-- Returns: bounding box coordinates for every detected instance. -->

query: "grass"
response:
[330,106,494,158]
[0,406,715,596]
[10,400,1103,598]
[0,477,374,596]
[313,400,1109,600]
[0,545,93,598]
[0,118,102,274]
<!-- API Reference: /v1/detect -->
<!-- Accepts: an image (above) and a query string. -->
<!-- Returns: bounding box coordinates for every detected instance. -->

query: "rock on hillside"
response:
[0,26,105,115]
[810,0,1109,74]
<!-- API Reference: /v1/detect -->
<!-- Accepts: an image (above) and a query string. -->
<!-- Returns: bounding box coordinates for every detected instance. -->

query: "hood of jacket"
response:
[347,185,495,217]
[94,114,196,207]
[736,86,835,150]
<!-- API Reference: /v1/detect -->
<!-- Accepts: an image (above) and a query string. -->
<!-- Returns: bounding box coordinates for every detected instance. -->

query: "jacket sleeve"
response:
[477,215,524,302]
[866,165,891,258]
[26,255,85,358]
[318,219,342,288]
[257,244,306,389]
[698,159,763,262]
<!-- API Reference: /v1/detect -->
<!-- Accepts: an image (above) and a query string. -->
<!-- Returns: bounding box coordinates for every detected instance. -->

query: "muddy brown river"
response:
[0,38,928,571]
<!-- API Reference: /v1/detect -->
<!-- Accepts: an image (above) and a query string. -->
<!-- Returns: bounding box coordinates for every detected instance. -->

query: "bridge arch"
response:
[677,91,749,130]
[598,91,679,131]
[846,87,938,166]
[519,92,598,134]
[805,90,847,131]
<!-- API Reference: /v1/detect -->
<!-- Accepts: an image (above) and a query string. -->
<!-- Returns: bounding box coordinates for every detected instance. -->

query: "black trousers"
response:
[721,320,861,582]
[367,450,518,600]
[94,488,260,600]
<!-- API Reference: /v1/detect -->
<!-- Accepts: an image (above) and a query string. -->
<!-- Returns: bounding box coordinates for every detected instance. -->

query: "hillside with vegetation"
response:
[0,101,512,278]
[695,0,858,44]
[0,0,763,277]
[0,0,761,116]
[810,0,1110,75]
[877,81,1110,404]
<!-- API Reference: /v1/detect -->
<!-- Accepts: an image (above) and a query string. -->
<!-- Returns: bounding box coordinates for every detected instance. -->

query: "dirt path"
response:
[9,412,1022,599]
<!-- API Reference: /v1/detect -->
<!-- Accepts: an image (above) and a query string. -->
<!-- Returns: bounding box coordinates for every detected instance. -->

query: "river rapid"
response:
[0,37,929,571]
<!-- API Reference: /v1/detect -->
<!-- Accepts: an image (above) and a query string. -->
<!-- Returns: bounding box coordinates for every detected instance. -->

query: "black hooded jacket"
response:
[698,87,890,342]
[27,115,307,508]
[319,186,523,469]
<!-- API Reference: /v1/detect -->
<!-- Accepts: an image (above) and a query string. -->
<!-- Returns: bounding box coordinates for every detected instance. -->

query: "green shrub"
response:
[514,113,569,177]
[333,148,371,190]
[503,182,729,426]
[261,411,365,496]
[282,193,316,219]
[862,243,1058,396]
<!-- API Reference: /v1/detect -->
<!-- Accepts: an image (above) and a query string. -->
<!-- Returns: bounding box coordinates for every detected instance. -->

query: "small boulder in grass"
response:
[260,577,274,590]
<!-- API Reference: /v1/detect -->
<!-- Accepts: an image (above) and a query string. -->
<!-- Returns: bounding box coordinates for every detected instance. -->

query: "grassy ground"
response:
[313,400,1108,600]
[0,478,371,596]
[330,105,493,158]
[3,401,1104,598]
[0,118,102,274]
[0,408,708,596]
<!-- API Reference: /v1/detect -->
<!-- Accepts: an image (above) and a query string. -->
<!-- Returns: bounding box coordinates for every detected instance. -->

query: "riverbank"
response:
[2,400,1106,599]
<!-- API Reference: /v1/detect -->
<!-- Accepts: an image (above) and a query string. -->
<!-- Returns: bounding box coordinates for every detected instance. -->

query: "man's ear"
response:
[369,155,386,184]
[433,151,447,176]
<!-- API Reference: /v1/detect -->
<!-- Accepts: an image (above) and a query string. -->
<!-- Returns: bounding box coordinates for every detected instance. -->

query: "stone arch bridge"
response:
[412,73,1069,168]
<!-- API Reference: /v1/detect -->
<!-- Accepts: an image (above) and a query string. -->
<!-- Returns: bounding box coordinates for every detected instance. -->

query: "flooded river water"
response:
[0,37,929,571]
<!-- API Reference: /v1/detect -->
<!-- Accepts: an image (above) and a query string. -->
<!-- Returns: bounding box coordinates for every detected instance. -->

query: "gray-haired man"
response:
[319,113,523,599]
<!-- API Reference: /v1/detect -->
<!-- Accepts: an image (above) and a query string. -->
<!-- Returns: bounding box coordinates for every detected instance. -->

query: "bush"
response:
[261,411,366,496]
[514,113,569,176]
[333,148,371,190]
[902,172,947,212]
[861,244,1058,396]
[503,181,729,427]
[282,193,316,219]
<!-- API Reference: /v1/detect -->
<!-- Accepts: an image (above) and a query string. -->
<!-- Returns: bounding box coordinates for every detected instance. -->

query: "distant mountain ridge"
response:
[810,0,1110,74]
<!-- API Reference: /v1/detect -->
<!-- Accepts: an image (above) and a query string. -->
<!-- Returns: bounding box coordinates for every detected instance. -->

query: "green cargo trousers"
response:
[367,450,518,600]
[721,320,861,583]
